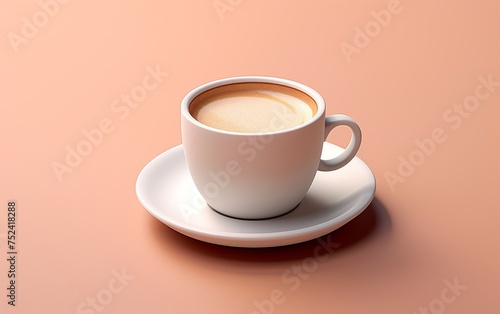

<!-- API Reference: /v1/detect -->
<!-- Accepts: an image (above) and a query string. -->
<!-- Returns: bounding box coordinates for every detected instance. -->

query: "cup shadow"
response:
[148,196,391,263]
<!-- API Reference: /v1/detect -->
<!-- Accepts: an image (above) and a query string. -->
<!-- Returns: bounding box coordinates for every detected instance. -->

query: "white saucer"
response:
[136,143,376,248]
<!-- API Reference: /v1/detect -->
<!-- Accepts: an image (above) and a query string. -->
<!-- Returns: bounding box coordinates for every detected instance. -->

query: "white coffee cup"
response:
[181,76,362,219]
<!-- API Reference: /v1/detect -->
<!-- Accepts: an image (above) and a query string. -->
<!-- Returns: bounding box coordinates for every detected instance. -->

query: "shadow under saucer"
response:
[148,196,391,263]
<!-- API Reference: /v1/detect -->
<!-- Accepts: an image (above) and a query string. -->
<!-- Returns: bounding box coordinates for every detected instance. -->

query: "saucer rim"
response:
[136,144,376,247]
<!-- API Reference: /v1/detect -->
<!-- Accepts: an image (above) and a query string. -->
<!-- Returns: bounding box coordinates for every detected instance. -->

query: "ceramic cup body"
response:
[181,76,361,219]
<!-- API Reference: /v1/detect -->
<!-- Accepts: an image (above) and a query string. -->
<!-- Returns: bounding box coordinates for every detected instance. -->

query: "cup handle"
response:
[318,114,362,171]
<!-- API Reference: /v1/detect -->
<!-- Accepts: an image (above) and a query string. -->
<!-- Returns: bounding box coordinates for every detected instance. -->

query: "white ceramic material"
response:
[181,76,362,219]
[135,143,376,248]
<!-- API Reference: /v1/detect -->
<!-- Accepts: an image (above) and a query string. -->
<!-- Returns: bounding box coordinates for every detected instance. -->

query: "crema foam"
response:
[189,82,317,133]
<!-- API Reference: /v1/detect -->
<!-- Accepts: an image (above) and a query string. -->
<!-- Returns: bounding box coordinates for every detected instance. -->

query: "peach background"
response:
[1,0,499,313]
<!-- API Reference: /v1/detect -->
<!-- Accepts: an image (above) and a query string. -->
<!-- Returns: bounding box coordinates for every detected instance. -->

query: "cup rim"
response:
[181,76,326,136]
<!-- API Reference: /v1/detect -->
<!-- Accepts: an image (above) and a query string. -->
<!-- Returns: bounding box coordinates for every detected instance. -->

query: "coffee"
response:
[189,82,317,133]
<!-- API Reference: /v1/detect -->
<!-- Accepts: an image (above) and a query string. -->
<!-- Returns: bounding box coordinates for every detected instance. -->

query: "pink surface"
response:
[1,0,499,313]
